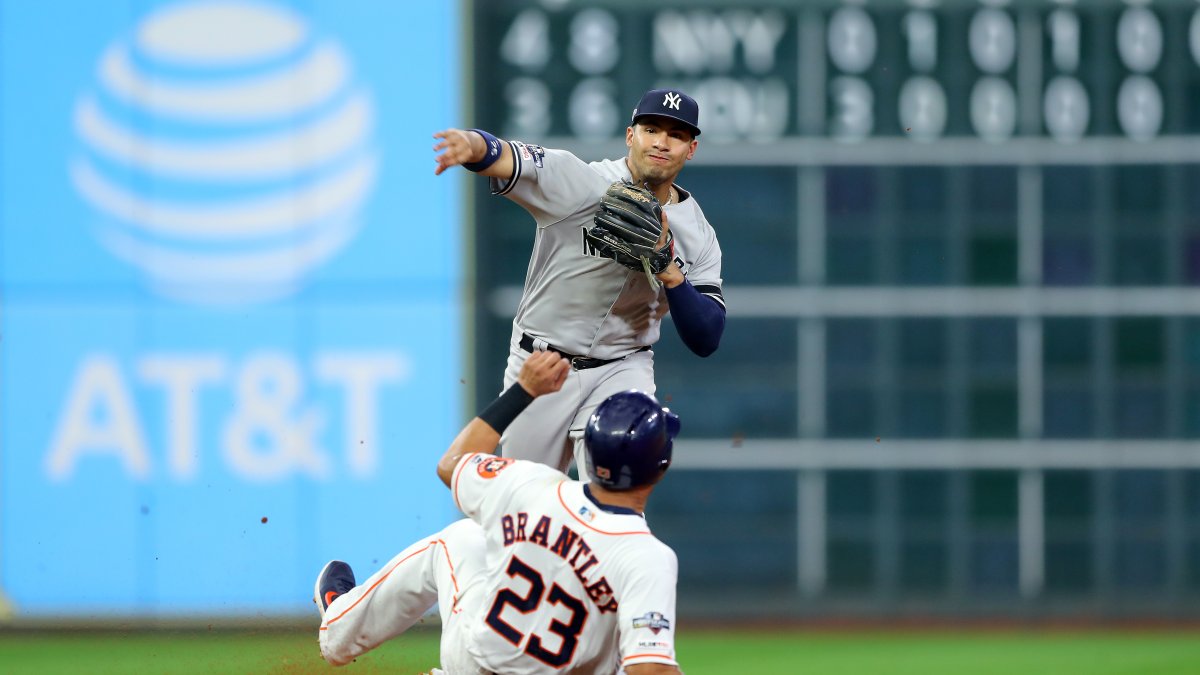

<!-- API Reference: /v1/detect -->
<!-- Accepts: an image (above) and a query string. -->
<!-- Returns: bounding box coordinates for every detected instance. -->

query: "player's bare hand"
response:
[432,128,483,175]
[653,210,684,287]
[517,350,570,397]
[656,209,671,250]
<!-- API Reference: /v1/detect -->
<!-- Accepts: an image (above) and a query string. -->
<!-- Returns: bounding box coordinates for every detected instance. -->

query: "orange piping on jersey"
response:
[557,482,651,536]
[451,452,482,513]
[320,541,438,629]
[435,538,462,611]
[621,654,677,664]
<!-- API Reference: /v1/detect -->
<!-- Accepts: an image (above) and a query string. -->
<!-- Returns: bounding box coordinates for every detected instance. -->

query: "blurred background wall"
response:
[0,0,462,618]
[3,0,1200,624]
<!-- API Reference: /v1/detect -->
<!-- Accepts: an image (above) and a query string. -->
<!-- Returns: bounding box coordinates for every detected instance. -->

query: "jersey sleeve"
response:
[682,205,725,309]
[451,453,562,525]
[617,542,680,669]
[489,141,603,227]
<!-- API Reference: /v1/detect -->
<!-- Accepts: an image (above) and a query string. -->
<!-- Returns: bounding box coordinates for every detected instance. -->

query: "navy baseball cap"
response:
[631,88,701,137]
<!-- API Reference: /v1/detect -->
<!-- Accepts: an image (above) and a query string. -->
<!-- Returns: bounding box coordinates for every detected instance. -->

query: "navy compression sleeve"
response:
[664,279,725,357]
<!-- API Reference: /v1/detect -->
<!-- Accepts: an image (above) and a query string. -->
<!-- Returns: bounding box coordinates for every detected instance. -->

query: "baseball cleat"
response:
[313,560,356,619]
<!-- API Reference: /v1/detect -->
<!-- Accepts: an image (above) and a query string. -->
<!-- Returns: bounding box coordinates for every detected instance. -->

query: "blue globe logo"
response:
[71,0,378,305]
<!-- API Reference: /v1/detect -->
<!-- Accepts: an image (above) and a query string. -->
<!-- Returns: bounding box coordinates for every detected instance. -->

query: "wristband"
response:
[478,383,535,434]
[462,129,503,172]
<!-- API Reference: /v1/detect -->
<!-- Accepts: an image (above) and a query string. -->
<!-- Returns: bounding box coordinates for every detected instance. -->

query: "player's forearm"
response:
[464,129,515,179]
[437,418,503,486]
[436,352,568,486]
[664,278,725,357]
[436,384,534,486]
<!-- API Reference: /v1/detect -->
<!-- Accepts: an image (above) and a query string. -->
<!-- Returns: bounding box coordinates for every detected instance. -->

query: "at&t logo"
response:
[70,0,378,305]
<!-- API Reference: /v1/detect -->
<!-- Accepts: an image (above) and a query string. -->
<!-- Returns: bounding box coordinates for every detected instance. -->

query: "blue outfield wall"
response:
[0,0,462,616]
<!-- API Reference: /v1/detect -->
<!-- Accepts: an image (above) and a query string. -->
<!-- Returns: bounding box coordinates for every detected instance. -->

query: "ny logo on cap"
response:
[662,92,682,110]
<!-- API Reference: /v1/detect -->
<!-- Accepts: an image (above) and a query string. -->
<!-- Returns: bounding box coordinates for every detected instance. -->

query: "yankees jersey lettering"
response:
[491,141,724,360]
[453,453,679,674]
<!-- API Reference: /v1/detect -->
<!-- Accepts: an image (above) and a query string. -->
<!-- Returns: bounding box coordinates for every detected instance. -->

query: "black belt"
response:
[519,333,650,370]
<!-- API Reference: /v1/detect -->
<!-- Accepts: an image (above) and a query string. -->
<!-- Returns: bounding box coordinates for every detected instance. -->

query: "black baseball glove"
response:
[587,181,674,278]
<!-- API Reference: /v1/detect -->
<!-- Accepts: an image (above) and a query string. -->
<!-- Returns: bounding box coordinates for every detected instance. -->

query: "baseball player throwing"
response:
[315,350,685,674]
[433,88,725,476]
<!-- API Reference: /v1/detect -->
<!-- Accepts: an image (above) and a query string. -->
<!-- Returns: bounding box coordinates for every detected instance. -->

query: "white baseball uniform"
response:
[493,142,724,473]
[319,453,680,674]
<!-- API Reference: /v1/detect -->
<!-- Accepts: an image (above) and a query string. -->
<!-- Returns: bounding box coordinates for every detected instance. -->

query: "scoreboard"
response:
[473,0,1200,148]
[469,1,1200,607]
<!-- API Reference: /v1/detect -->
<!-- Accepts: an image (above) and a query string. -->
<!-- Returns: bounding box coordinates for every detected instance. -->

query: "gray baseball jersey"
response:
[492,141,724,360]
[453,453,680,673]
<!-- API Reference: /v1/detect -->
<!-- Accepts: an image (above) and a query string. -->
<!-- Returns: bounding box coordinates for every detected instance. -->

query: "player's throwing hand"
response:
[432,129,480,175]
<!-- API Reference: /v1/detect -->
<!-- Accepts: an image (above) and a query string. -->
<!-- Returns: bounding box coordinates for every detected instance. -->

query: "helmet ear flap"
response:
[664,410,681,439]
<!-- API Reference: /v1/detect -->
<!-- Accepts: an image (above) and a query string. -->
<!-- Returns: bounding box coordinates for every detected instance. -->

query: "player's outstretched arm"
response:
[436,350,569,486]
[432,128,515,179]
